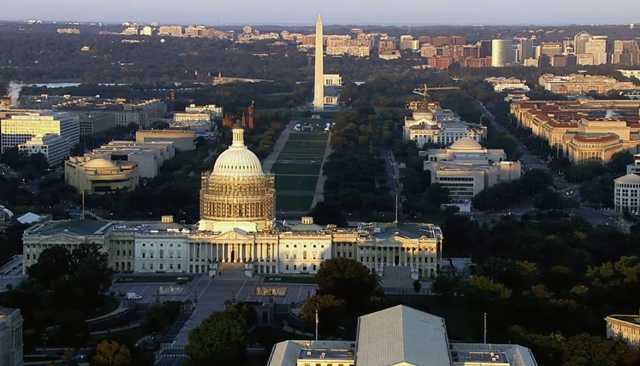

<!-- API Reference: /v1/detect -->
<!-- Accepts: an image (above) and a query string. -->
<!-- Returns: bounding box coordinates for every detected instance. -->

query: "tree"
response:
[184,312,247,366]
[457,276,512,310]
[315,258,380,316]
[71,244,113,311]
[140,302,181,335]
[300,294,345,335]
[413,280,422,293]
[26,245,74,288]
[93,340,131,366]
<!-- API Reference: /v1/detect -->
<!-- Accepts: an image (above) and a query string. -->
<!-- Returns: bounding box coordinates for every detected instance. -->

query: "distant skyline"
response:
[2,0,639,26]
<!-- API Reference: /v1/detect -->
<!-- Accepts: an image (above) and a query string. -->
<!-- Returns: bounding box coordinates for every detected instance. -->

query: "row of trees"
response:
[313,106,396,223]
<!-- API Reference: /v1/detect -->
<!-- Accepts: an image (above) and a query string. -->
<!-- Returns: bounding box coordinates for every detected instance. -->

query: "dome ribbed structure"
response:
[199,124,275,231]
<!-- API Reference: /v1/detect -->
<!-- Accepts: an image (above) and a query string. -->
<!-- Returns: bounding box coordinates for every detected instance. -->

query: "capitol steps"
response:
[215,262,247,278]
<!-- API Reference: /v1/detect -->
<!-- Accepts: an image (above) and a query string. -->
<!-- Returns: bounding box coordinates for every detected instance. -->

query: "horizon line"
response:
[1,19,636,28]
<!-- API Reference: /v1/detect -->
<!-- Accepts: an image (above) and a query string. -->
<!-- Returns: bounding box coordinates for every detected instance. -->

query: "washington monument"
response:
[313,15,324,111]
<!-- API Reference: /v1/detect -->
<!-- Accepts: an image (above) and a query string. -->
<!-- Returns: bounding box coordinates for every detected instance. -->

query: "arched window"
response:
[115,262,119,270]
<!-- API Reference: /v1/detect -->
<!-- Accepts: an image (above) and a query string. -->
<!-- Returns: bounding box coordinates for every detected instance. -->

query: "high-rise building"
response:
[1,112,79,153]
[586,36,608,65]
[612,40,640,65]
[479,40,492,58]
[518,38,534,62]
[18,134,70,167]
[573,31,592,54]
[313,15,324,111]
[491,39,512,67]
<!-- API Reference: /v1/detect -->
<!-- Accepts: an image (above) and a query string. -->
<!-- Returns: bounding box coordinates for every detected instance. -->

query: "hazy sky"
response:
[2,0,637,26]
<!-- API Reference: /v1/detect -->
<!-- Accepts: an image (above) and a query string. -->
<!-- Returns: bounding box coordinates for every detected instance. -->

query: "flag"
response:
[315,310,319,325]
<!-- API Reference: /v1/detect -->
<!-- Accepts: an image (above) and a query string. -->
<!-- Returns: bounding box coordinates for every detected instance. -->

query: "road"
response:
[473,100,572,189]
[381,146,402,219]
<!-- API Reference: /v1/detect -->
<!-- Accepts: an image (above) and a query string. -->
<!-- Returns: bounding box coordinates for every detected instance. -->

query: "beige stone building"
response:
[64,157,139,193]
[25,125,443,279]
[538,74,640,95]
[0,307,23,366]
[135,129,196,151]
[606,312,640,348]
[511,100,640,163]
[85,140,175,178]
[424,138,521,202]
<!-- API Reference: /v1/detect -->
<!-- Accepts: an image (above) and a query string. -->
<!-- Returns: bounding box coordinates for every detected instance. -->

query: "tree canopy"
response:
[315,258,380,316]
[184,311,247,366]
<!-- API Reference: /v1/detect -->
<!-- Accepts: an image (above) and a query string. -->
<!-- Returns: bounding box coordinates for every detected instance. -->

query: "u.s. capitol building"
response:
[23,124,443,278]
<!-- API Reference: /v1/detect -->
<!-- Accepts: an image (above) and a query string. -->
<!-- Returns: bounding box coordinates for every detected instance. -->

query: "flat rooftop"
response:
[26,219,113,236]
[298,349,354,360]
[451,350,509,364]
[608,315,640,325]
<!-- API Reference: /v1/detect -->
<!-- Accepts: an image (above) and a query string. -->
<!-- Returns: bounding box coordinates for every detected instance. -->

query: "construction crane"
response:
[412,84,460,101]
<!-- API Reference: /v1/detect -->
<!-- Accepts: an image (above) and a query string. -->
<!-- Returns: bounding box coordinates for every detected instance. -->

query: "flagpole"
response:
[315,310,319,341]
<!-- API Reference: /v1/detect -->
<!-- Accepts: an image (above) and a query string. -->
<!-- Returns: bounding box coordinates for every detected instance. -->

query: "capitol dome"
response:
[212,126,264,176]
[449,138,483,151]
[199,123,275,232]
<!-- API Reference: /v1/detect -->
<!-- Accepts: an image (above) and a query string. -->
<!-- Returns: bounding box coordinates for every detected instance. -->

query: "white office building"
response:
[404,103,487,147]
[18,134,70,167]
[1,112,79,153]
[424,138,521,202]
[614,173,640,214]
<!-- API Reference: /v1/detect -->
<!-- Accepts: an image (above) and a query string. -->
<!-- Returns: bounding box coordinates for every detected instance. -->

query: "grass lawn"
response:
[263,275,316,284]
[115,275,194,284]
[276,194,314,211]
[277,152,325,160]
[288,132,329,141]
[272,163,322,175]
[275,175,318,191]
[387,295,479,341]
[283,142,327,153]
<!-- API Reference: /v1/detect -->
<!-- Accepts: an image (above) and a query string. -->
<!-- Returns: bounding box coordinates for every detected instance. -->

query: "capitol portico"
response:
[23,124,444,279]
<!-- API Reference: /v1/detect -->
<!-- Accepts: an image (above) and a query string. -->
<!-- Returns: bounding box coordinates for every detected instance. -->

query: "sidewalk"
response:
[311,133,332,208]
[263,120,296,172]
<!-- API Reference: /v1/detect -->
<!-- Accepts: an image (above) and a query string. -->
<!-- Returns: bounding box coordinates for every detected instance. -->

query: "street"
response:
[381,146,402,219]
